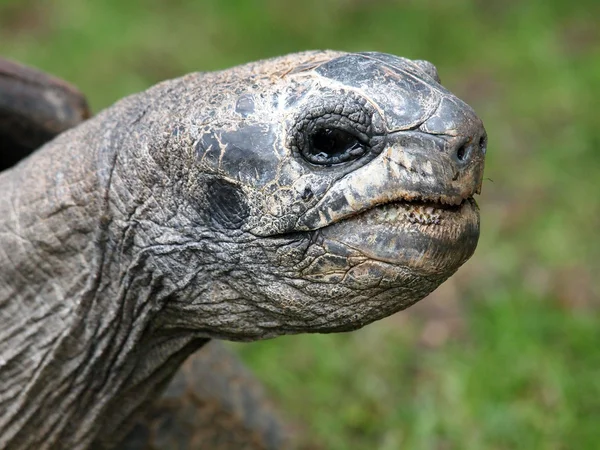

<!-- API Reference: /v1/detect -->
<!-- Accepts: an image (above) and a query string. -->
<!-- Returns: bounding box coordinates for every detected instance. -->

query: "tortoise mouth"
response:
[338,195,473,227]
[319,195,480,273]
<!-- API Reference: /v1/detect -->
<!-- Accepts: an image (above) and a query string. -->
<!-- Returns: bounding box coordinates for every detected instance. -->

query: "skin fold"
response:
[0,50,486,449]
[0,57,289,450]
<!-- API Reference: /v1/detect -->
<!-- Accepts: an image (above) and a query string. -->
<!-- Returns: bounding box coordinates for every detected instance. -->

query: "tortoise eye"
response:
[303,128,367,165]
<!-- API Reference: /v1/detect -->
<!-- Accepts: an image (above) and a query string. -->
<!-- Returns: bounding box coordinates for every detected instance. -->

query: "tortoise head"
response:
[117,51,486,339]
[0,51,486,449]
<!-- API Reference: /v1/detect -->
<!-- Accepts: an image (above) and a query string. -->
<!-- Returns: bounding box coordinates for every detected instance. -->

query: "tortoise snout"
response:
[445,124,486,195]
[419,95,487,168]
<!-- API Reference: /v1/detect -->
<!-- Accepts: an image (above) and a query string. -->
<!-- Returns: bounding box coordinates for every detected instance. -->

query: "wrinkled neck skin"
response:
[0,52,461,449]
[0,74,307,449]
[0,79,209,449]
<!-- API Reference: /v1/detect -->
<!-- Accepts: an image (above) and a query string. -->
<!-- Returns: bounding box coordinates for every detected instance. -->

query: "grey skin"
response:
[0,50,486,449]
[0,57,288,450]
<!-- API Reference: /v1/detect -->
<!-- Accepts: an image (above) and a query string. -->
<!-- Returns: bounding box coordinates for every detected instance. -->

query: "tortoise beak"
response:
[296,126,485,231]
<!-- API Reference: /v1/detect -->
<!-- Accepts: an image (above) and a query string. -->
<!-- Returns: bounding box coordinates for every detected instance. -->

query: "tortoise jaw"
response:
[365,196,471,226]
[318,195,480,275]
[293,140,483,275]
[328,191,474,227]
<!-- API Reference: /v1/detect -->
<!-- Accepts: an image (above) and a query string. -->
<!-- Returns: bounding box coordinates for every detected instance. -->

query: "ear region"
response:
[206,179,250,229]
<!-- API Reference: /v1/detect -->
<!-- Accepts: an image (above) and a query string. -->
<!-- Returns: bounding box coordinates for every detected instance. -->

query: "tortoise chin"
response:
[318,197,480,277]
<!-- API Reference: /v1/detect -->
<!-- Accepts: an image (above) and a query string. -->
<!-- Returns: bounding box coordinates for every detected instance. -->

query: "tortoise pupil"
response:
[310,128,363,162]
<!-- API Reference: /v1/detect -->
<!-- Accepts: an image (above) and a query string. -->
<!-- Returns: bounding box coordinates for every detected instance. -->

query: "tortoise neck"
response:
[0,122,102,446]
[0,101,209,448]
[0,149,208,446]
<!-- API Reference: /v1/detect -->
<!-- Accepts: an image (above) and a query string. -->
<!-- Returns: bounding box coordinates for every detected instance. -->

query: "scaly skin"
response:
[0,51,486,449]
[0,57,290,450]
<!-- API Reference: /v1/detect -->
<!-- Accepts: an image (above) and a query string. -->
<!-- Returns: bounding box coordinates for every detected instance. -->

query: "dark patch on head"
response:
[206,179,250,229]
[196,125,280,186]
[315,53,439,131]
[235,94,255,117]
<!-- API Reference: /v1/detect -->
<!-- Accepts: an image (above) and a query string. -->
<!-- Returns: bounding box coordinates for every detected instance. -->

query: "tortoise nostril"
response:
[456,144,468,161]
[455,133,485,163]
[478,135,487,154]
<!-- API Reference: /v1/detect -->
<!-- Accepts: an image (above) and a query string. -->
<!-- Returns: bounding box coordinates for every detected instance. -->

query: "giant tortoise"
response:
[0,51,486,449]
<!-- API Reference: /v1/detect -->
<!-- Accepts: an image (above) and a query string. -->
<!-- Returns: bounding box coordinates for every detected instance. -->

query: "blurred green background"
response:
[1,0,598,448]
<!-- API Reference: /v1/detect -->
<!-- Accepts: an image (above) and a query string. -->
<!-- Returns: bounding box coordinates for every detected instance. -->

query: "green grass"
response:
[2,0,598,448]
[240,291,599,449]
